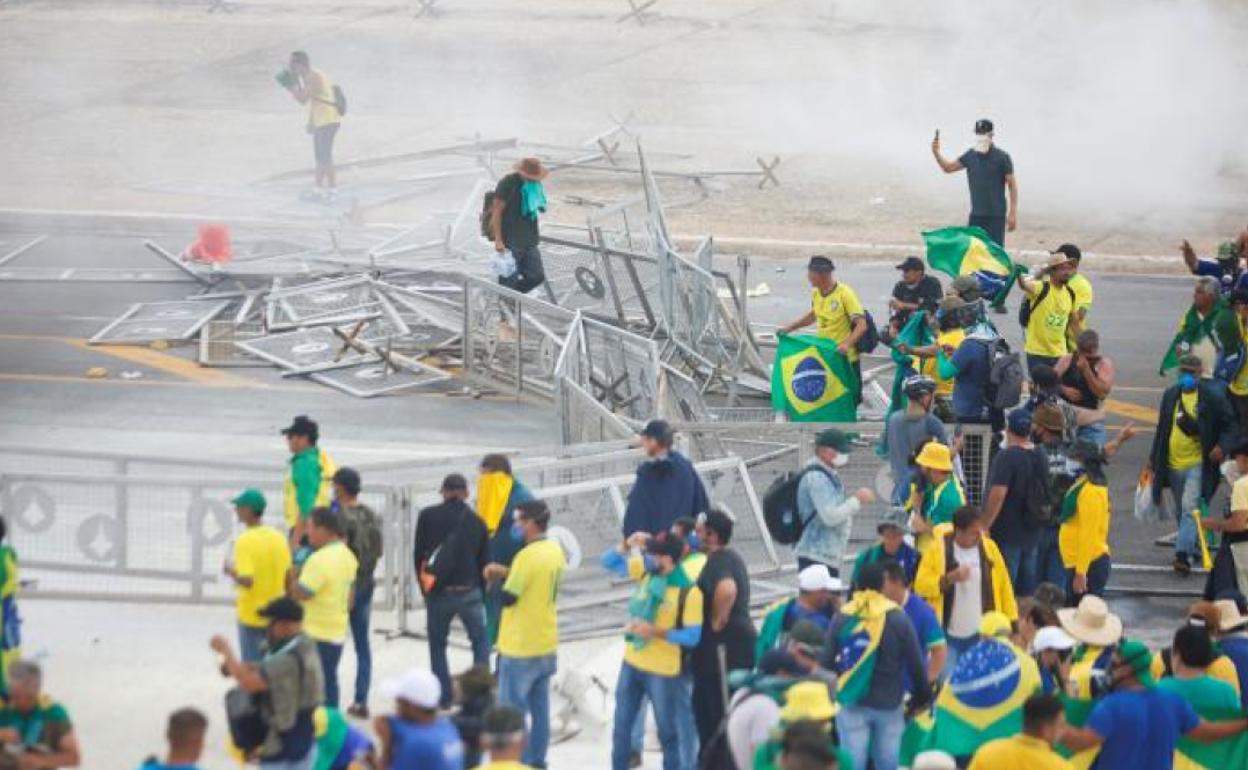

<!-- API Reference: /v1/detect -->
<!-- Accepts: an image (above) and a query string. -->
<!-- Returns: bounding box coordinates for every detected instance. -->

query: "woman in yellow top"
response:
[1058,442,1112,603]
[778,255,869,399]
[283,50,342,193]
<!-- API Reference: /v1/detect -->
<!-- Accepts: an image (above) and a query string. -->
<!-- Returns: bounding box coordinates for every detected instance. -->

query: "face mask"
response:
[509,522,526,542]
[642,553,660,574]
[1179,373,1198,391]
[685,531,701,551]
[831,453,849,469]
[974,136,992,153]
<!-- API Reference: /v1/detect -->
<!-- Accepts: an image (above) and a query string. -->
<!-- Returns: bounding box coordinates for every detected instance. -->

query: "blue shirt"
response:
[387,716,464,770]
[949,337,990,420]
[1085,688,1199,770]
[902,591,944,693]
[1193,258,1248,295]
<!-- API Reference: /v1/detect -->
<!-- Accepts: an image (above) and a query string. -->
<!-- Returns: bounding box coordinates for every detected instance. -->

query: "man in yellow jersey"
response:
[968,694,1073,770]
[484,501,565,770]
[1147,355,1237,575]
[288,507,358,709]
[1019,248,1082,373]
[284,51,342,195]
[1061,246,1094,350]
[225,488,291,662]
[778,255,869,400]
[281,415,335,557]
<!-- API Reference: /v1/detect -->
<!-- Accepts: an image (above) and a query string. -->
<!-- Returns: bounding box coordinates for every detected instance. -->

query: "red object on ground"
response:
[188,224,233,263]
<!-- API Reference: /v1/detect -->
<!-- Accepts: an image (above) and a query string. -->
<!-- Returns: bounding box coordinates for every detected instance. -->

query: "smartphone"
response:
[934,129,940,141]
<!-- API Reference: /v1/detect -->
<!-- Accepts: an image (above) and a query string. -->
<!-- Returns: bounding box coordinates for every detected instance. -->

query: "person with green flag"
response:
[1060,639,1248,770]
[1160,276,1244,384]
[822,561,932,770]
[922,225,1021,309]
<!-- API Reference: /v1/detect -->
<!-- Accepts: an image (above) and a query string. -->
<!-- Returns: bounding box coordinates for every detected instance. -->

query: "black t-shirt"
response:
[987,444,1046,545]
[891,274,943,323]
[958,146,1014,218]
[494,173,540,251]
[695,548,756,669]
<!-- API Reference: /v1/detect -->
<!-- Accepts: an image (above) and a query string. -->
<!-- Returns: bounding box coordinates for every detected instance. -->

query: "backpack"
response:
[225,687,268,753]
[343,504,383,584]
[1018,282,1075,329]
[1021,447,1059,529]
[480,173,522,239]
[332,84,347,116]
[985,337,1024,410]
[762,466,834,545]
[855,310,881,355]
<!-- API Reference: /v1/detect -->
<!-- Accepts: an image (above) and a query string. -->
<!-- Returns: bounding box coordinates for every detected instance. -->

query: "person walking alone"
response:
[490,158,550,295]
[932,118,1018,247]
[281,51,342,197]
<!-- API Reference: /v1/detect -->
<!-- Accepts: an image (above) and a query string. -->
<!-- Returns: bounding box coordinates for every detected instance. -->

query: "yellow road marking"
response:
[1103,398,1159,425]
[0,332,256,387]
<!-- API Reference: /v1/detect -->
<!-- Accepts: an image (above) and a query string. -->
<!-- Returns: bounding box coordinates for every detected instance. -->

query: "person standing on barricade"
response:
[490,157,549,295]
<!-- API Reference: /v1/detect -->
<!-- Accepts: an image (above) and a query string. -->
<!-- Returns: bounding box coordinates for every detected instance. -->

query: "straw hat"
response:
[1057,595,1123,647]
[914,442,953,472]
[1214,598,1248,632]
[514,157,549,181]
[778,681,836,722]
[1040,252,1073,272]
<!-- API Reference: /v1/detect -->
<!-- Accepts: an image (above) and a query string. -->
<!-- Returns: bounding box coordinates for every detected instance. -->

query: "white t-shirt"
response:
[727,689,781,770]
[947,543,983,639]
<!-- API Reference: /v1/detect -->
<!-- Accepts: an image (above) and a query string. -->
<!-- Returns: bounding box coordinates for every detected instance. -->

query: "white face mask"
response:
[831,453,849,469]
[974,135,992,153]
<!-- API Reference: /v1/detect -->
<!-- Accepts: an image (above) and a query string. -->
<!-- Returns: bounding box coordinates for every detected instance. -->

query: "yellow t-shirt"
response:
[498,539,566,658]
[1024,279,1076,357]
[308,69,341,128]
[234,526,292,628]
[1168,390,1203,471]
[1058,480,1110,575]
[923,328,966,397]
[1231,315,1248,397]
[968,735,1073,770]
[478,762,534,770]
[624,580,704,677]
[1069,273,1094,315]
[298,540,357,643]
[811,283,865,362]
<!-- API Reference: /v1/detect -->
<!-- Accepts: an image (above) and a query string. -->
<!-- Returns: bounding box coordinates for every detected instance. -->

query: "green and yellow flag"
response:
[831,590,896,705]
[770,333,858,422]
[925,637,1042,757]
[923,226,1021,308]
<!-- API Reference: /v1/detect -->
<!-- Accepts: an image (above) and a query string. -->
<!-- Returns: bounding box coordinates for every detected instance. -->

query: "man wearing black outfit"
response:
[490,157,549,295]
[886,256,943,342]
[932,118,1018,247]
[414,473,490,708]
[692,507,756,761]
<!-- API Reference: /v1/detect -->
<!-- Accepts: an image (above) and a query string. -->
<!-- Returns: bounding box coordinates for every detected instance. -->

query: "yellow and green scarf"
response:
[832,589,896,705]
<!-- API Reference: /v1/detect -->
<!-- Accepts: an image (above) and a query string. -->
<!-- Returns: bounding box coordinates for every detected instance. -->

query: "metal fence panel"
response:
[462,276,576,399]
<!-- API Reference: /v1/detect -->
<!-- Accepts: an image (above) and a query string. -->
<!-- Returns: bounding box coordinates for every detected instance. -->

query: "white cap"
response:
[1033,625,1076,653]
[380,669,441,709]
[912,750,958,770]
[798,564,843,593]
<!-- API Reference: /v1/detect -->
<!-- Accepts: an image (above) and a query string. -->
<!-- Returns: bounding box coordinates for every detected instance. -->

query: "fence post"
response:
[114,458,129,569]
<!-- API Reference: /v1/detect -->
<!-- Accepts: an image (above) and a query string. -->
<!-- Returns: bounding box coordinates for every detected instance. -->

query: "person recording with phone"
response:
[931,119,1018,247]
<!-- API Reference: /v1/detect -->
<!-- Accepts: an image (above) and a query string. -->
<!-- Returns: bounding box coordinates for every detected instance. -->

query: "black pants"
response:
[312,123,338,169]
[499,244,546,294]
[1230,392,1248,438]
[691,639,755,760]
[968,214,1006,247]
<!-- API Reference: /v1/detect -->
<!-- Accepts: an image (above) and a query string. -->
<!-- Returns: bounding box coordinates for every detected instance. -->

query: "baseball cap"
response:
[1006,408,1033,436]
[258,596,304,623]
[381,669,441,709]
[1115,639,1155,685]
[895,256,925,272]
[798,564,842,593]
[1218,241,1240,262]
[1052,244,1082,264]
[877,517,904,535]
[639,419,674,443]
[1033,626,1076,653]
[974,118,994,135]
[231,488,267,514]
[949,275,982,302]
[807,255,834,273]
[814,428,853,453]
[645,535,685,561]
[280,414,318,439]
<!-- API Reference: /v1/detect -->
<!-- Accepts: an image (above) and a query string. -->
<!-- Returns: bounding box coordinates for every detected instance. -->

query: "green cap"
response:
[1116,638,1155,685]
[814,428,854,453]
[231,488,267,514]
[1217,241,1239,262]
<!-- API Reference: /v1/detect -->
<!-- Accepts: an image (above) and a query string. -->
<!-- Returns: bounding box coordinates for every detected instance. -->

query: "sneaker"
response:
[1173,554,1191,576]
[628,750,642,768]
[346,703,369,719]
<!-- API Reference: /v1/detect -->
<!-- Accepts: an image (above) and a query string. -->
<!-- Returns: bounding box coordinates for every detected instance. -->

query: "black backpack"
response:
[332,84,347,116]
[225,687,268,753]
[1020,448,1058,529]
[985,337,1024,410]
[479,174,522,239]
[1018,282,1075,328]
[763,467,833,545]
[855,310,881,355]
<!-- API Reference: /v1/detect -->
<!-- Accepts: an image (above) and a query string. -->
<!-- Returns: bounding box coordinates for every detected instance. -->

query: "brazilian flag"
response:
[770,333,858,422]
[1174,705,1248,769]
[923,638,1042,758]
[923,226,1023,308]
[877,311,934,456]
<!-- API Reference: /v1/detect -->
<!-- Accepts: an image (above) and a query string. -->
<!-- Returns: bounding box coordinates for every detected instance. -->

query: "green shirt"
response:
[0,696,72,752]
[753,736,852,770]
[1157,674,1241,713]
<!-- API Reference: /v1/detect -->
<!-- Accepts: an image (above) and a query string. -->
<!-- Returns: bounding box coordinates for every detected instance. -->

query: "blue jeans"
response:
[1066,555,1112,603]
[425,589,490,708]
[349,584,374,705]
[499,654,557,768]
[239,622,267,663]
[997,541,1039,598]
[1076,421,1107,448]
[316,641,344,708]
[1036,526,1067,589]
[612,662,683,770]
[1169,464,1203,560]
[945,634,977,678]
[261,745,317,770]
[629,691,701,770]
[836,704,905,770]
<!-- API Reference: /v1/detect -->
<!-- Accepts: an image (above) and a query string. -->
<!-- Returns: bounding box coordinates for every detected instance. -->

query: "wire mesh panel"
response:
[578,318,660,421]
[90,300,230,345]
[462,276,576,399]
[199,320,266,367]
[556,376,638,445]
[310,357,451,397]
[237,326,375,370]
[537,239,627,323]
[266,275,375,328]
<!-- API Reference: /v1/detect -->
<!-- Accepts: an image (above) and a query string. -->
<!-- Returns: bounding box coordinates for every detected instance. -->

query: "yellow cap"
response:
[979,610,1012,638]
[779,681,837,722]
